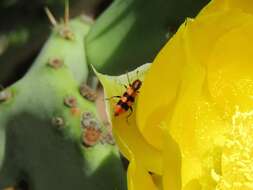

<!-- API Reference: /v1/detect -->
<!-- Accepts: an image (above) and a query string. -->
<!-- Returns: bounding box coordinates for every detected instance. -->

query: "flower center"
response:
[213,107,253,190]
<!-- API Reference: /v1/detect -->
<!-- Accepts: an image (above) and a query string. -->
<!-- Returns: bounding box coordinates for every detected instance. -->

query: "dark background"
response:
[0,0,112,87]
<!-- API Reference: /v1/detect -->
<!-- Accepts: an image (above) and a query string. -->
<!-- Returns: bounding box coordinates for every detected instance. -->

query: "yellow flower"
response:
[97,0,253,189]
[96,63,162,190]
[139,0,253,189]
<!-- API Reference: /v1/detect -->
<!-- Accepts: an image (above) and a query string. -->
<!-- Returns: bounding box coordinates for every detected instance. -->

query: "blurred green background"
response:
[0,0,111,86]
[0,0,210,87]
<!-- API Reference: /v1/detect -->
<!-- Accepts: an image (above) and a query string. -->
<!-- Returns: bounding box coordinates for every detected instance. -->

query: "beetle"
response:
[108,71,142,120]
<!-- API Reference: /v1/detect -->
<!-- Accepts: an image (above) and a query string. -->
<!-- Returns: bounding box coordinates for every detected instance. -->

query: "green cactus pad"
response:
[0,17,126,190]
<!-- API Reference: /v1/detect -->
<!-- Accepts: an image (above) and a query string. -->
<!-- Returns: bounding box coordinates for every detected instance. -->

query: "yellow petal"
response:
[161,123,182,190]
[198,0,253,18]
[112,114,162,174]
[184,10,253,67]
[137,9,252,151]
[167,96,228,188]
[197,0,229,18]
[95,64,162,174]
[228,0,253,15]
[137,23,188,150]
[127,157,158,190]
[208,22,253,116]
[163,13,253,189]
[151,174,163,190]
[206,23,253,189]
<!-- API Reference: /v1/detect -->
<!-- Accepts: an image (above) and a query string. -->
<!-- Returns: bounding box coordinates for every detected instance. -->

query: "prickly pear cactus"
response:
[0,14,126,190]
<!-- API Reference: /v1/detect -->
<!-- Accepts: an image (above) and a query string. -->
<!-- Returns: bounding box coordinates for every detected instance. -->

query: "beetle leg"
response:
[105,96,121,100]
[126,106,133,123]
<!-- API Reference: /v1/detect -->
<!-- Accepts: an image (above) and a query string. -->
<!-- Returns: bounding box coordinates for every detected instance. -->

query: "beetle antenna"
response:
[136,70,139,79]
[126,71,131,85]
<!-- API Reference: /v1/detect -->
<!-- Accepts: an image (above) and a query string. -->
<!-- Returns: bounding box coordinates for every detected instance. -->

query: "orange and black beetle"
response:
[112,79,142,117]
